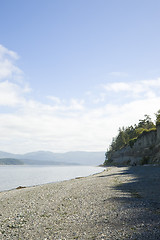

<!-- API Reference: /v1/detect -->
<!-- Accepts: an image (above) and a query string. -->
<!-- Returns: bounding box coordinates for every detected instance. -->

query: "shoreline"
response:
[0,168,105,194]
[0,165,105,193]
[0,166,160,239]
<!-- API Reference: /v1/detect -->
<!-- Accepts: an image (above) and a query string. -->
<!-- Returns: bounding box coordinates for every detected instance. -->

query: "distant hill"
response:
[0,158,24,165]
[0,151,105,165]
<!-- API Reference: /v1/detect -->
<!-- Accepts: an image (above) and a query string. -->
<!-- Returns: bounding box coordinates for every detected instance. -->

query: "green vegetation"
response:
[155,109,160,125]
[104,110,160,165]
[0,158,24,165]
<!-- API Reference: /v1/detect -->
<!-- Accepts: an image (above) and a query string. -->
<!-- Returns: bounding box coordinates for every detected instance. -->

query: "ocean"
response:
[0,165,105,192]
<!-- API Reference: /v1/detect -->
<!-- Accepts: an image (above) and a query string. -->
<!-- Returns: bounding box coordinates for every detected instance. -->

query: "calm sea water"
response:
[0,165,105,192]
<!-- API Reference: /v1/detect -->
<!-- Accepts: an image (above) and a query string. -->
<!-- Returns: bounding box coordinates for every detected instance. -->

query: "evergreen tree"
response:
[155,110,160,125]
[105,112,159,164]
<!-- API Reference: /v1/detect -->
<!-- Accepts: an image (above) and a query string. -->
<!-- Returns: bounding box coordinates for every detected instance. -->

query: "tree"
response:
[105,113,157,164]
[155,110,160,125]
[137,114,155,129]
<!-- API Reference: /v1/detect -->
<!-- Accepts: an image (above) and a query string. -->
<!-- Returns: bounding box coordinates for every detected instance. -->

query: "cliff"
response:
[106,124,160,166]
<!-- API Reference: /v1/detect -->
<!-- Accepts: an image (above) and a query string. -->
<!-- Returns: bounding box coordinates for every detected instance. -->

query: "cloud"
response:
[0,81,25,106]
[0,44,160,154]
[69,99,84,111]
[92,93,106,104]
[47,96,85,112]
[104,82,130,92]
[0,45,19,60]
[1,77,159,153]
[103,79,160,100]
[0,45,30,108]
[0,80,31,107]
[0,45,23,81]
[47,96,61,104]
[109,72,129,77]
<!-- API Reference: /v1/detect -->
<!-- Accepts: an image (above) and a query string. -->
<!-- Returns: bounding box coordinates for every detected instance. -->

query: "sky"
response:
[0,0,160,154]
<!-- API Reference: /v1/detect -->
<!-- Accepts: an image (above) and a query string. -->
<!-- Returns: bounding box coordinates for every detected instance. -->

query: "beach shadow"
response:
[98,173,121,178]
[114,166,160,202]
[110,165,160,239]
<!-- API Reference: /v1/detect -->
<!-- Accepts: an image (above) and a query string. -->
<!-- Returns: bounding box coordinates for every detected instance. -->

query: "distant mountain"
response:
[53,151,105,165]
[0,158,24,165]
[0,151,20,159]
[0,151,105,165]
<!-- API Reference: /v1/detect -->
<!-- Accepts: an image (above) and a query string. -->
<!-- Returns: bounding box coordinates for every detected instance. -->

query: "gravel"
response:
[0,166,160,239]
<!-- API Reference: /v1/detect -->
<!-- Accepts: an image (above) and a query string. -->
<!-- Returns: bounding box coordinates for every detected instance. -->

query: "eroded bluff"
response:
[107,125,160,165]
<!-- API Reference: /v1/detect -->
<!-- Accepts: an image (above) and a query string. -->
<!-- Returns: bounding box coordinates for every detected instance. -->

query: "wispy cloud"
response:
[0,44,159,154]
[0,45,23,81]
[103,79,160,100]
[109,71,129,77]
[46,96,85,112]
[47,96,61,104]
[104,82,130,92]
[0,45,19,60]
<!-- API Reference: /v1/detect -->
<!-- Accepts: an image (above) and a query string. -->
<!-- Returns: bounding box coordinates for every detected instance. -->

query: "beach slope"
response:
[0,166,160,239]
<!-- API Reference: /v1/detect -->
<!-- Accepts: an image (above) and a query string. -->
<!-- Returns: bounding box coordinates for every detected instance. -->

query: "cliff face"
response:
[108,125,160,165]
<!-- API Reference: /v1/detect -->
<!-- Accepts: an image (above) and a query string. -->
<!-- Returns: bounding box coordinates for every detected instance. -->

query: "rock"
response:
[108,126,160,165]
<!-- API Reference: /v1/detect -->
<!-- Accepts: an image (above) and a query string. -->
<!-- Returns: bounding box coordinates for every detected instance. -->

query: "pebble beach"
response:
[0,166,160,240]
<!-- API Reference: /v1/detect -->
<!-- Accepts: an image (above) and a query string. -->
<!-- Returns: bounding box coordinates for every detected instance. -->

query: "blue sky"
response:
[0,0,160,153]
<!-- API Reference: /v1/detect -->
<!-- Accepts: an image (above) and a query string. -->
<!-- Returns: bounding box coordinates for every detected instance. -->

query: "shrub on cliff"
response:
[129,138,137,148]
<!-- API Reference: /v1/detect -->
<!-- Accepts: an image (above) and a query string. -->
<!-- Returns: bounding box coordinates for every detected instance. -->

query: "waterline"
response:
[0,165,105,192]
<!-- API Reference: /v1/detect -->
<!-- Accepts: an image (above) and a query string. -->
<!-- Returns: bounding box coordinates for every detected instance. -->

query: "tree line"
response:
[105,110,160,161]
